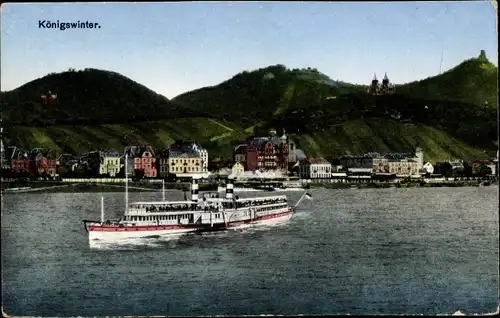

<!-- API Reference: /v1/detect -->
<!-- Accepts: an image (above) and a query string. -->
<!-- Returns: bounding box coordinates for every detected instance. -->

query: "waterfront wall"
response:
[61,178,164,183]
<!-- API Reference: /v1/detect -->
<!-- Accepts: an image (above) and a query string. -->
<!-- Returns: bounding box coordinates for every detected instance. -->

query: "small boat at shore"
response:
[83,155,312,244]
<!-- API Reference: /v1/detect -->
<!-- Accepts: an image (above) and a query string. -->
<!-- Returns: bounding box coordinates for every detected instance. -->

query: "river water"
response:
[1,186,498,316]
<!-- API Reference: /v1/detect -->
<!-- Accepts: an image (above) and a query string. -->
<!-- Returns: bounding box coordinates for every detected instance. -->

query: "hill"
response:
[1,53,497,162]
[397,50,498,108]
[3,118,489,164]
[0,68,191,125]
[289,119,490,163]
[172,65,365,127]
[2,117,241,158]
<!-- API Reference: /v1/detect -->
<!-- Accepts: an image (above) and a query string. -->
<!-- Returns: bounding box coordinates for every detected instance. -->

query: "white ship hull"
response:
[86,209,293,243]
[88,227,197,242]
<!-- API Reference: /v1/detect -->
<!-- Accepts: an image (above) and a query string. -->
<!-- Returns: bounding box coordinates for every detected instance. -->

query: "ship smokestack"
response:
[191,177,199,202]
[225,178,234,199]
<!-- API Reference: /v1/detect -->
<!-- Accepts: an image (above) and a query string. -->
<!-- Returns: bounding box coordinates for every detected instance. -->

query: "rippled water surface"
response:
[2,187,498,316]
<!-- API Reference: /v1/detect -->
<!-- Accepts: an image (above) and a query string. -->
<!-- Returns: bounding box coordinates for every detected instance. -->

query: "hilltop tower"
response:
[478,50,487,63]
[368,73,380,95]
[380,73,395,95]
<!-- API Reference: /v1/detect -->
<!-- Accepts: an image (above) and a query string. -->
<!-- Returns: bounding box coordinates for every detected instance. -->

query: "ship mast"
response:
[101,196,104,223]
[0,118,5,171]
[125,153,129,213]
[162,179,165,201]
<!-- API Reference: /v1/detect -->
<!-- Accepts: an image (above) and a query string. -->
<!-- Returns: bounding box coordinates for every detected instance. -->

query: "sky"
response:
[1,1,498,99]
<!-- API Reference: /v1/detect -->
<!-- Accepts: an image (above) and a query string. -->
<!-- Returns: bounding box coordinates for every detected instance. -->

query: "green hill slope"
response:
[397,50,498,108]
[2,117,240,157]
[3,117,489,163]
[291,119,490,163]
[1,53,496,162]
[0,68,190,125]
[172,65,364,126]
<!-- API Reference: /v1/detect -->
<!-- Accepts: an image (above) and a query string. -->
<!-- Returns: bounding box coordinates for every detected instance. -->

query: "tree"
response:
[475,164,492,178]
[57,165,71,178]
[435,162,453,177]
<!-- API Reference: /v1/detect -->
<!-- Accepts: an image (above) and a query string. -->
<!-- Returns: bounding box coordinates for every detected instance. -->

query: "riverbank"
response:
[310,180,496,189]
[1,181,220,194]
[1,179,496,194]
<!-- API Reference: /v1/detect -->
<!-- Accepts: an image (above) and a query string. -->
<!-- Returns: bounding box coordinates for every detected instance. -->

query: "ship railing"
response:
[126,208,203,215]
[235,199,287,208]
[236,195,287,202]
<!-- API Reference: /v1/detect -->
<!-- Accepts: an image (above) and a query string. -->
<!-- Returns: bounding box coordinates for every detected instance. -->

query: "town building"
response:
[8,147,31,174]
[99,151,122,177]
[156,149,170,178]
[387,158,420,177]
[231,162,245,177]
[234,144,246,164]
[234,129,289,172]
[29,148,57,176]
[340,155,374,170]
[288,148,307,164]
[124,145,157,178]
[169,150,203,177]
[449,159,465,174]
[169,140,208,173]
[298,157,331,179]
[364,152,389,173]
[422,162,434,174]
[341,148,424,177]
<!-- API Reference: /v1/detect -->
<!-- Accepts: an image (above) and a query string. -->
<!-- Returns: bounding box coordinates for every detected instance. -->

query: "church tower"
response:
[380,73,395,95]
[368,73,380,95]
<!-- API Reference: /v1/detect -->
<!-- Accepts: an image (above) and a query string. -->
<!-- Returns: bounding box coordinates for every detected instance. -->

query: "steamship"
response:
[83,155,312,243]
